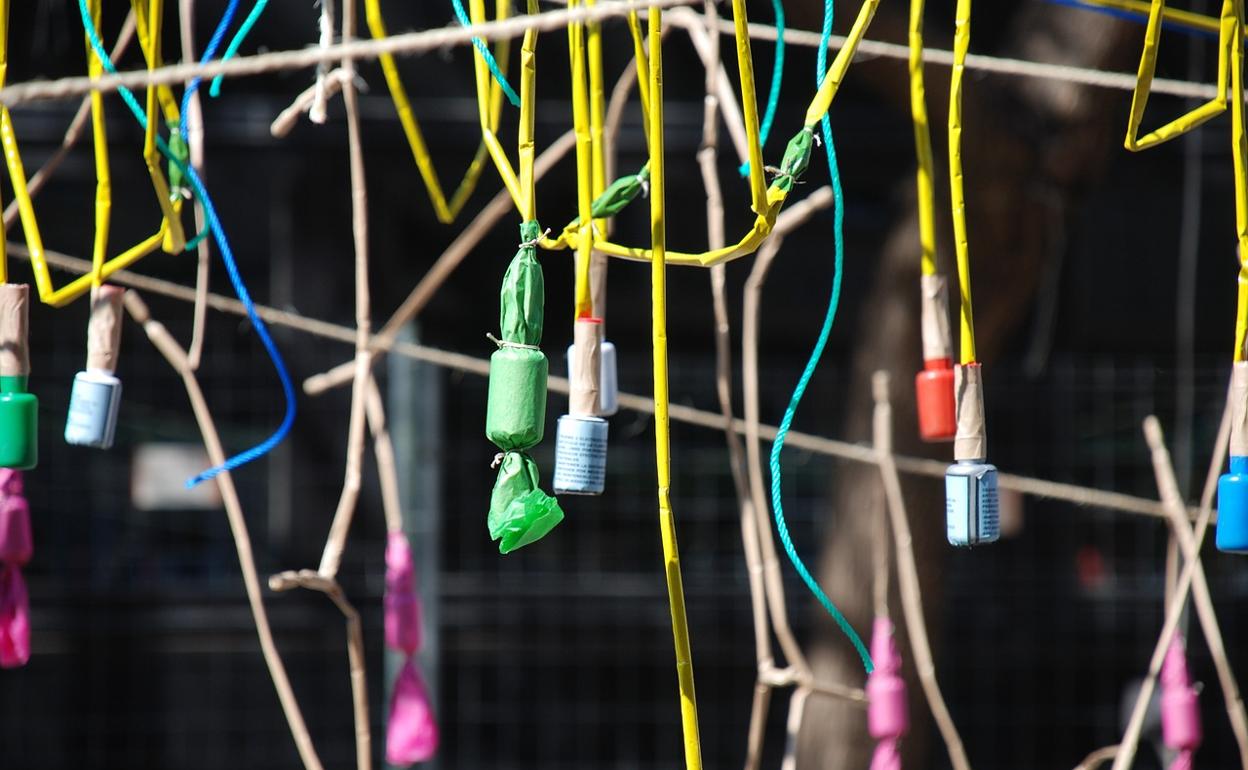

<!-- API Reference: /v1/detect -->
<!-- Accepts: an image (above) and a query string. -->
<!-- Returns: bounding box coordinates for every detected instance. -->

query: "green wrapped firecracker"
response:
[488,451,564,554]
[484,222,563,553]
[486,345,547,450]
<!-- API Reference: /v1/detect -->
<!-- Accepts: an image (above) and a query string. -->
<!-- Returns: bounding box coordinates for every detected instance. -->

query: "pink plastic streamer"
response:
[385,532,422,655]
[869,739,902,770]
[0,470,30,669]
[867,618,908,767]
[387,657,439,766]
[1161,635,1202,764]
[0,562,30,668]
[384,532,439,764]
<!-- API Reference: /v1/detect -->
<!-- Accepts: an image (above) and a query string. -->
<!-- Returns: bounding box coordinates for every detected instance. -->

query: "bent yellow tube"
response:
[366,0,509,224]
[1124,0,1237,151]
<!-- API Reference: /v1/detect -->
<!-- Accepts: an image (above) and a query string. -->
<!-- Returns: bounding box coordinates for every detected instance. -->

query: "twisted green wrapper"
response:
[771,128,815,192]
[485,221,564,554]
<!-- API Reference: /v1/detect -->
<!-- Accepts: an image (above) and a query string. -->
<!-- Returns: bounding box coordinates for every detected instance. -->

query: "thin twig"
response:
[1109,396,1232,770]
[1142,415,1248,766]
[872,371,971,770]
[365,374,404,534]
[179,0,210,370]
[269,570,371,770]
[271,68,352,138]
[317,0,374,582]
[123,291,324,770]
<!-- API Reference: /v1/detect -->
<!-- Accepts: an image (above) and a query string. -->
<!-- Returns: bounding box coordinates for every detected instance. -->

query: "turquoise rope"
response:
[77,0,297,486]
[767,0,873,674]
[209,0,271,98]
[450,0,521,107]
[739,0,785,177]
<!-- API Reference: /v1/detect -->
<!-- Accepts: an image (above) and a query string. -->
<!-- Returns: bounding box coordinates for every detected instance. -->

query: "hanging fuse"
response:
[945,364,999,547]
[555,317,608,495]
[0,285,37,470]
[915,274,956,442]
[65,286,125,449]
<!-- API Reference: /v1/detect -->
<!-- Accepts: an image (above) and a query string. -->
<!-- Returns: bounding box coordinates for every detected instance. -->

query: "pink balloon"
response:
[0,562,30,668]
[385,533,422,655]
[387,658,439,766]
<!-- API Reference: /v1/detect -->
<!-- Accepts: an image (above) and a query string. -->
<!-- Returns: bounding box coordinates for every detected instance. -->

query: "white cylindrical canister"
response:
[553,414,608,495]
[567,339,619,417]
[65,370,122,449]
[599,341,618,417]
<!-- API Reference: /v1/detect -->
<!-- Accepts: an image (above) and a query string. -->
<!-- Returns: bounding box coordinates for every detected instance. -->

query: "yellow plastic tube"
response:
[646,9,702,770]
[1124,0,1237,151]
[910,0,937,278]
[568,0,595,318]
[949,0,976,365]
[4,0,181,307]
[365,0,509,224]
[1230,4,1248,361]
[548,0,880,268]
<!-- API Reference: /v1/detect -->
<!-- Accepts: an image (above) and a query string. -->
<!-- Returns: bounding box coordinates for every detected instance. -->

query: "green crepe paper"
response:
[488,452,565,553]
[500,221,545,346]
[167,122,190,197]
[771,128,814,192]
[566,164,651,230]
[485,346,548,450]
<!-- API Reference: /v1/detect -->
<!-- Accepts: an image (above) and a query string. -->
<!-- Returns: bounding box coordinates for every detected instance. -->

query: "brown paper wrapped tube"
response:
[954,363,987,461]
[920,273,953,363]
[0,284,30,378]
[87,286,126,373]
[1232,362,1248,457]
[570,317,602,416]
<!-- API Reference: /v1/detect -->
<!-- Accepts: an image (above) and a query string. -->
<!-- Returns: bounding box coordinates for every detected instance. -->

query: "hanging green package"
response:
[486,221,549,449]
[484,221,564,554]
[488,451,564,554]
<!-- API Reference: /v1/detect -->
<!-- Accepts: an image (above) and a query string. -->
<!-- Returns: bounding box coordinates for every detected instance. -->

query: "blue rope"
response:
[178,0,241,141]
[739,0,785,177]
[1044,0,1218,38]
[767,0,873,674]
[450,0,521,107]
[78,0,297,488]
[209,0,272,98]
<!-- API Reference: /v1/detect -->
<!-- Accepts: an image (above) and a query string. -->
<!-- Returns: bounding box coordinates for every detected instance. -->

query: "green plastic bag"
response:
[488,452,564,554]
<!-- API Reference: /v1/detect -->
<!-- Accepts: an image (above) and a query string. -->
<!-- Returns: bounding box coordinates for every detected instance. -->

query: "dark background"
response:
[2,1,1246,768]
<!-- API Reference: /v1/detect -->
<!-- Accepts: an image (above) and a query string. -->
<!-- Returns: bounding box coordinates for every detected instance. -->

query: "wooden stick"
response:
[178,0,210,370]
[872,371,971,770]
[318,0,374,579]
[270,570,371,770]
[123,291,325,770]
[365,374,405,534]
[1109,397,1232,770]
[1142,415,1248,765]
[739,190,835,678]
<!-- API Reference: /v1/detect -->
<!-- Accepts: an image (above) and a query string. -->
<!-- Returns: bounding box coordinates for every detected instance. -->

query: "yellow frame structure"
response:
[1,0,186,307]
[365,0,512,224]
